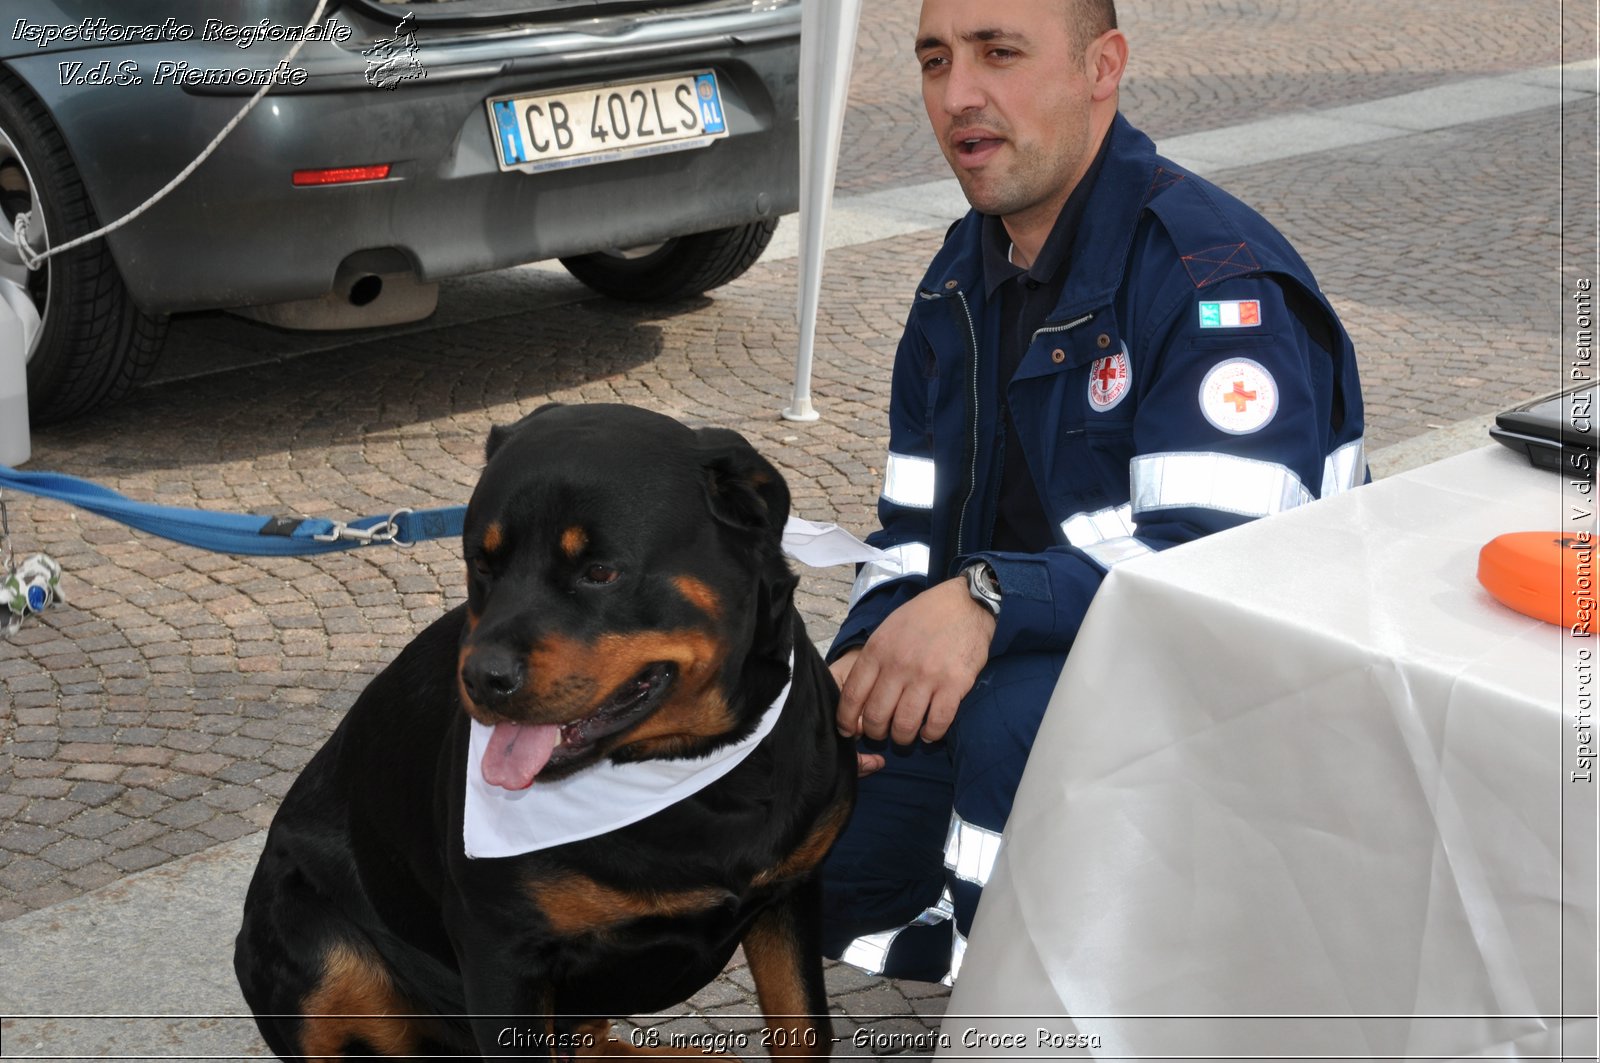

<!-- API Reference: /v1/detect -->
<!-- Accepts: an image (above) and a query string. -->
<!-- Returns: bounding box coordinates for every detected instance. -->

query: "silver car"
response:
[0,0,800,421]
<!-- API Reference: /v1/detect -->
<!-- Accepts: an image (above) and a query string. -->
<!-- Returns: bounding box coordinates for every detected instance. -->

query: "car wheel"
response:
[0,71,165,425]
[558,218,778,302]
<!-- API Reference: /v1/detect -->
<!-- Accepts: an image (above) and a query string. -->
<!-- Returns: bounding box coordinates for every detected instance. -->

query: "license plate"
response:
[487,71,729,174]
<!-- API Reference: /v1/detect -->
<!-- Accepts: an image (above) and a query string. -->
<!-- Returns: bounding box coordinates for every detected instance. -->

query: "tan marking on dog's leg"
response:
[529,874,731,937]
[753,801,852,889]
[297,940,429,1059]
[743,909,828,1057]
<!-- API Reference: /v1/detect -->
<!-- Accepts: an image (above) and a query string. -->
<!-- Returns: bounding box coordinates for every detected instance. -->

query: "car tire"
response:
[0,70,166,425]
[558,218,778,302]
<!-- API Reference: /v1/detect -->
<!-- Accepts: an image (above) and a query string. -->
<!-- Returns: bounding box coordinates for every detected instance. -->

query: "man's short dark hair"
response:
[1069,0,1118,47]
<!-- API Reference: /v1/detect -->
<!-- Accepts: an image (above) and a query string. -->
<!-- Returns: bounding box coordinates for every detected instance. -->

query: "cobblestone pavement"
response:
[2,0,1594,1057]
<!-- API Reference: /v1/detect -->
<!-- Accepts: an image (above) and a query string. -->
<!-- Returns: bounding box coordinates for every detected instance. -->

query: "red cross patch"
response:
[1199,358,1278,434]
[1088,346,1131,412]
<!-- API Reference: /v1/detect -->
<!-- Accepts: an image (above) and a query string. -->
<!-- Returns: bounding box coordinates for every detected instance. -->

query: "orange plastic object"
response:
[1478,531,1594,629]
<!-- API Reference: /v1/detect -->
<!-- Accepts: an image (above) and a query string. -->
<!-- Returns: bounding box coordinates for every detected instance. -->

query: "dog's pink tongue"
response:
[482,721,561,791]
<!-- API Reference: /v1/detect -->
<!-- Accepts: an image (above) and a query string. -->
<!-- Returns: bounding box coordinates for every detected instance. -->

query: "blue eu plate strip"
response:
[695,73,726,134]
[494,100,524,165]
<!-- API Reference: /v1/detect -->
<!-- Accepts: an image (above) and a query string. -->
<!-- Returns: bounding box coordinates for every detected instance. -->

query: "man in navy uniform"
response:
[821,0,1367,984]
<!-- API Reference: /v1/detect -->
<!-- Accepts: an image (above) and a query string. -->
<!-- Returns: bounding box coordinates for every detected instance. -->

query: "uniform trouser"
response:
[818,651,1067,984]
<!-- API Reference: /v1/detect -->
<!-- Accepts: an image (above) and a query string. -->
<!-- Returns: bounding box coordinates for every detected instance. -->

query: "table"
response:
[942,446,1597,1061]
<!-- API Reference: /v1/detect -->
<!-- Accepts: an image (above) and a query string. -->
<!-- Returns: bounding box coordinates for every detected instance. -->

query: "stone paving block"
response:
[154,771,211,797]
[12,762,68,783]
[40,836,113,871]
[0,856,62,892]
[824,959,893,995]
[154,829,219,858]
[107,845,174,873]
[153,799,218,830]
[61,861,122,894]
[678,977,747,1011]
[15,879,83,913]
[65,781,124,808]
[199,812,262,842]
[199,786,267,814]
[834,983,928,1022]
[59,808,131,841]
[103,820,165,851]
[3,823,65,856]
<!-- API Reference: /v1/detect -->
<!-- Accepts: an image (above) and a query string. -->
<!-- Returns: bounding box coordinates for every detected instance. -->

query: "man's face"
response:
[916,0,1098,227]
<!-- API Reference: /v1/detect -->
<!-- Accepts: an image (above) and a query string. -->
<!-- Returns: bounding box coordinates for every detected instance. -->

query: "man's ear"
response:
[1089,28,1128,102]
[485,403,565,462]
[695,427,790,536]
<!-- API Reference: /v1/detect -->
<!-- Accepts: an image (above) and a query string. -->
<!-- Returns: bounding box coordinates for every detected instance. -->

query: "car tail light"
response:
[292,165,393,187]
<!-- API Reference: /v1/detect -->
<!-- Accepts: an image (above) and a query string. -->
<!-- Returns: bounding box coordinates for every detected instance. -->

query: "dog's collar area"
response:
[463,651,794,859]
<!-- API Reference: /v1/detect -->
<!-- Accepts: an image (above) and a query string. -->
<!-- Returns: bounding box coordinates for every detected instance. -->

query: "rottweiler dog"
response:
[235,404,855,1060]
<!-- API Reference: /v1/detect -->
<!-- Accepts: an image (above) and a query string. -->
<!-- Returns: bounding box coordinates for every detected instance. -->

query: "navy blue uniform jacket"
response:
[834,114,1367,661]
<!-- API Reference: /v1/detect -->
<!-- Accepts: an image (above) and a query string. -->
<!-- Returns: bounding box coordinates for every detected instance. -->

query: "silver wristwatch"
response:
[963,561,1002,617]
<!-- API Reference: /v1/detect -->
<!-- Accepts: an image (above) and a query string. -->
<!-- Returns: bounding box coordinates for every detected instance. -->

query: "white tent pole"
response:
[784,0,862,423]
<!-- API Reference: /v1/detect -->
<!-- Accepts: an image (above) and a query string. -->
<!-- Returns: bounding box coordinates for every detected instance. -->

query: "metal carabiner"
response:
[311,508,412,546]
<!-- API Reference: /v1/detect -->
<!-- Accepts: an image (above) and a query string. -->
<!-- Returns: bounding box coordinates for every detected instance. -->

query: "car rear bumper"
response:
[4,0,800,313]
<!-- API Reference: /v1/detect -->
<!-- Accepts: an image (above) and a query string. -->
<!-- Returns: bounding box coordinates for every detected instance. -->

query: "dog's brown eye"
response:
[470,557,493,580]
[581,564,619,586]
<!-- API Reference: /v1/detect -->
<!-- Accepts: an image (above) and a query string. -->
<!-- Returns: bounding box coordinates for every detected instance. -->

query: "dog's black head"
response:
[458,404,798,789]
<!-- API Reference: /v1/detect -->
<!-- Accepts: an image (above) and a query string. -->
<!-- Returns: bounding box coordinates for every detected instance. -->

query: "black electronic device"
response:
[1490,385,1597,478]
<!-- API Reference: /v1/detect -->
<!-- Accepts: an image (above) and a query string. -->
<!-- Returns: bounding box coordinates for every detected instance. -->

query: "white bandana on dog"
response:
[463,653,793,859]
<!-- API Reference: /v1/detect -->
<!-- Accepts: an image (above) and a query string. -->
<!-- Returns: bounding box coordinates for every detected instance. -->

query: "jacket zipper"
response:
[947,293,1095,558]
[1032,311,1094,344]
[951,305,1096,557]
[953,290,980,558]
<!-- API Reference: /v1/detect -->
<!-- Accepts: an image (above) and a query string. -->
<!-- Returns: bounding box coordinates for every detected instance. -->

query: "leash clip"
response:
[313,508,412,546]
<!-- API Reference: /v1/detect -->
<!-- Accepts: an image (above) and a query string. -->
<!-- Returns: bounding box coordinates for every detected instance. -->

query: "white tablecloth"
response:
[943,446,1597,1061]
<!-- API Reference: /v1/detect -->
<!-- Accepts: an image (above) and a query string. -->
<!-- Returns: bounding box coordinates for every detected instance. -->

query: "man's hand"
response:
[834,576,996,759]
[828,650,884,777]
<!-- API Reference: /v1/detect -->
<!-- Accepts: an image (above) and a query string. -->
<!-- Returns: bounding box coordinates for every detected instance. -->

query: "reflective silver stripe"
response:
[1080,536,1156,571]
[847,542,930,608]
[1131,451,1313,518]
[837,889,955,976]
[1320,438,1366,498]
[882,452,936,509]
[944,813,1003,886]
[1060,503,1135,548]
[921,883,953,928]
[941,929,969,987]
[839,927,899,975]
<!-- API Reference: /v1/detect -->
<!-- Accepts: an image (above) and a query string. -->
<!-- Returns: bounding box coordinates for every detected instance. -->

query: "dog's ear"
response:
[485,403,565,461]
[697,428,798,674]
[695,428,790,536]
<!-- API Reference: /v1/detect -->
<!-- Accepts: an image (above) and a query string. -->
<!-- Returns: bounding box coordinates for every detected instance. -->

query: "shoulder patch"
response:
[1198,299,1262,328]
[1182,242,1261,288]
[1199,358,1278,434]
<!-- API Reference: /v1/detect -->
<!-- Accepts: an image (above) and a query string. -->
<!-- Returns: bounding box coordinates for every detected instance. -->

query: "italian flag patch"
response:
[1198,299,1262,328]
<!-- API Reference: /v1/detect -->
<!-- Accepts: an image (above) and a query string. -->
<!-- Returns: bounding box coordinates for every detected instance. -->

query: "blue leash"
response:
[0,463,466,557]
